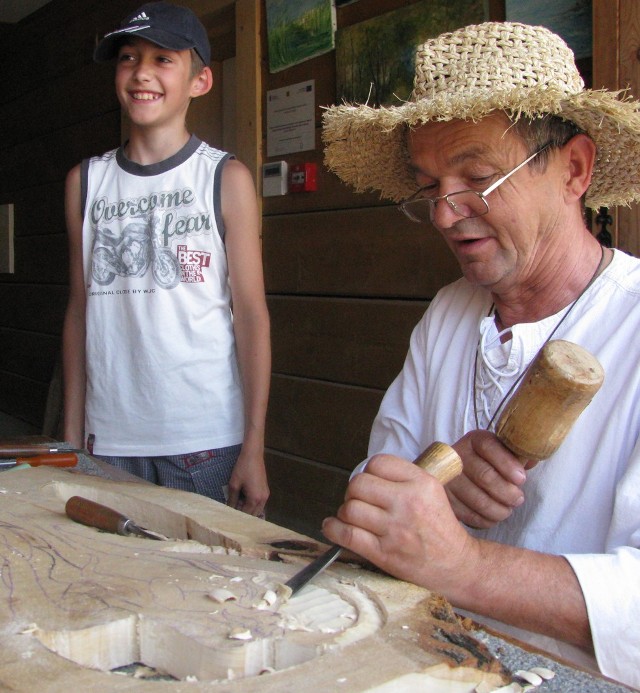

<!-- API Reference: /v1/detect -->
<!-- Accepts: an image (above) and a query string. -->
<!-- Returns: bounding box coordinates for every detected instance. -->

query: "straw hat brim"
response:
[323,86,640,209]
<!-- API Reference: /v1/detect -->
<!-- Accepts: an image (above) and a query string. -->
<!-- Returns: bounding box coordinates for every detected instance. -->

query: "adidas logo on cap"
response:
[128,11,150,24]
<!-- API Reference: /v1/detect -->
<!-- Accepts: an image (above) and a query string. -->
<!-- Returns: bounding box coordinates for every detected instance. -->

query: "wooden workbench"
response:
[0,465,508,692]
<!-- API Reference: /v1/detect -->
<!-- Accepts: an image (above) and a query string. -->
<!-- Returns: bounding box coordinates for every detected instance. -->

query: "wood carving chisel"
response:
[0,452,78,468]
[0,445,87,458]
[285,442,462,595]
[286,340,604,596]
[65,496,167,540]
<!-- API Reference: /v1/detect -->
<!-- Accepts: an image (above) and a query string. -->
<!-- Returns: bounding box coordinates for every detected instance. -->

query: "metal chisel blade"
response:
[284,543,343,595]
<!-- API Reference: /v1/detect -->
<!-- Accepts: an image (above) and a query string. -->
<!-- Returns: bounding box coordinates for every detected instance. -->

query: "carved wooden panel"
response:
[0,467,506,691]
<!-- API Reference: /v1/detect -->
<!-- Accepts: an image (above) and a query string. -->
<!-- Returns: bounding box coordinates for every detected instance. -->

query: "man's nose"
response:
[430,196,461,229]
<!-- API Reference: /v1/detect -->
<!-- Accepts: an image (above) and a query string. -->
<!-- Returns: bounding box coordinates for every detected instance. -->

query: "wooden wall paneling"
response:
[12,180,66,239]
[10,234,69,285]
[263,207,460,298]
[184,2,235,149]
[0,372,48,426]
[197,1,236,62]
[593,0,619,88]
[0,280,69,425]
[591,0,640,257]
[617,0,640,256]
[267,374,383,471]
[265,450,350,539]
[234,0,262,185]
[0,64,116,151]
[0,0,137,103]
[0,329,59,383]
[0,285,67,335]
[186,59,224,149]
[0,111,119,193]
[592,0,620,247]
[269,295,428,389]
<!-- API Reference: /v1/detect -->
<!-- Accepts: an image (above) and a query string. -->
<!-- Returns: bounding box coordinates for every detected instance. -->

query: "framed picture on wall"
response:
[335,0,485,107]
[266,0,337,73]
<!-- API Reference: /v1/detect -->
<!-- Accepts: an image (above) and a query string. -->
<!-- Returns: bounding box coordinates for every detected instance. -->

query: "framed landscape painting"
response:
[336,0,485,107]
[266,0,336,73]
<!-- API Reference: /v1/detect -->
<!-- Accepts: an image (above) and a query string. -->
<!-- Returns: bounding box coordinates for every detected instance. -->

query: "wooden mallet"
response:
[493,339,604,462]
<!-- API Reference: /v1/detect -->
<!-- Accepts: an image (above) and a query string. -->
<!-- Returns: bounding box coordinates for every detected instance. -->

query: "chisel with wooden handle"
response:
[65,496,167,540]
[0,445,86,459]
[0,453,78,468]
[285,442,463,594]
[285,339,604,595]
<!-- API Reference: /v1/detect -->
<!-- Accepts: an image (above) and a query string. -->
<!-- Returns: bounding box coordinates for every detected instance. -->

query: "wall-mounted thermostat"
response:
[262,161,288,196]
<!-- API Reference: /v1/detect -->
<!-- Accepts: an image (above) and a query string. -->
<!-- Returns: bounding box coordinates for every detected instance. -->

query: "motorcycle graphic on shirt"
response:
[91,221,181,290]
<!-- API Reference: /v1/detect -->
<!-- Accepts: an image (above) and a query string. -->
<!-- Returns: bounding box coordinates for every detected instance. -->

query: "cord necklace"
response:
[473,244,607,431]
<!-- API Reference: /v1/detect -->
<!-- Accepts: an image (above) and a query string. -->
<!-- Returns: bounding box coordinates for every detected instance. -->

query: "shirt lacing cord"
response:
[474,317,523,431]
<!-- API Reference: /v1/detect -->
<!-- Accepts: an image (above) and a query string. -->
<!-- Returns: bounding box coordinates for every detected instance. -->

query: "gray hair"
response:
[511,114,587,170]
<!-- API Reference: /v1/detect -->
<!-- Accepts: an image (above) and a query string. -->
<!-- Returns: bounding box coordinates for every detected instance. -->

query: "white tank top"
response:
[81,136,244,455]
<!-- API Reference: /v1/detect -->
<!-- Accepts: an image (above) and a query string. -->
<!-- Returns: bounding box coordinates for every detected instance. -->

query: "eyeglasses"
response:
[399,145,549,223]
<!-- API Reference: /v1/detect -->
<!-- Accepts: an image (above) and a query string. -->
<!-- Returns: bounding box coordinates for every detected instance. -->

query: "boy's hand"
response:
[226,449,269,516]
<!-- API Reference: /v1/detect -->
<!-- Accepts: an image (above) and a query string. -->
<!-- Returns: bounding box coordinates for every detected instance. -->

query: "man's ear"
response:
[563,133,596,202]
[191,66,213,98]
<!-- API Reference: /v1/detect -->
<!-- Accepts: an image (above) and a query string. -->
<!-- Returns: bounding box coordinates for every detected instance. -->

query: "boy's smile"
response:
[131,92,162,101]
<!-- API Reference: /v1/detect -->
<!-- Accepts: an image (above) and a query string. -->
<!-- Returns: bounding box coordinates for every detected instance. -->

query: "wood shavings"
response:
[254,581,292,610]
[274,582,292,602]
[477,665,555,692]
[19,623,38,634]
[228,627,252,640]
[257,589,278,609]
[207,588,237,603]
[514,670,543,686]
[529,667,555,681]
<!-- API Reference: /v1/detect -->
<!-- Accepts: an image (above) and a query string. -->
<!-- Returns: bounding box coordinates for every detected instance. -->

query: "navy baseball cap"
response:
[94,2,210,65]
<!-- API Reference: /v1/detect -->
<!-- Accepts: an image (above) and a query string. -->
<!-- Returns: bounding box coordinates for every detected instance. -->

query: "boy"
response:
[62,2,271,516]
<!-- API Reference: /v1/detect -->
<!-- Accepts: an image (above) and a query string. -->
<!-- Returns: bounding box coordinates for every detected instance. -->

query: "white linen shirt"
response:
[367,249,640,687]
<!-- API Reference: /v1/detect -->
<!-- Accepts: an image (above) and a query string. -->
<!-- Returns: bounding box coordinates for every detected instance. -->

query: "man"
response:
[321,22,640,686]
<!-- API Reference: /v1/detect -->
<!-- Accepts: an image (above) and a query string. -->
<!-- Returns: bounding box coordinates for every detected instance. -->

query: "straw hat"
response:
[322,21,640,209]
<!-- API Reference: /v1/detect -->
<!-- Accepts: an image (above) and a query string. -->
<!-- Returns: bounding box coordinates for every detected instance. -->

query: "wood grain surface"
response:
[0,467,505,692]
